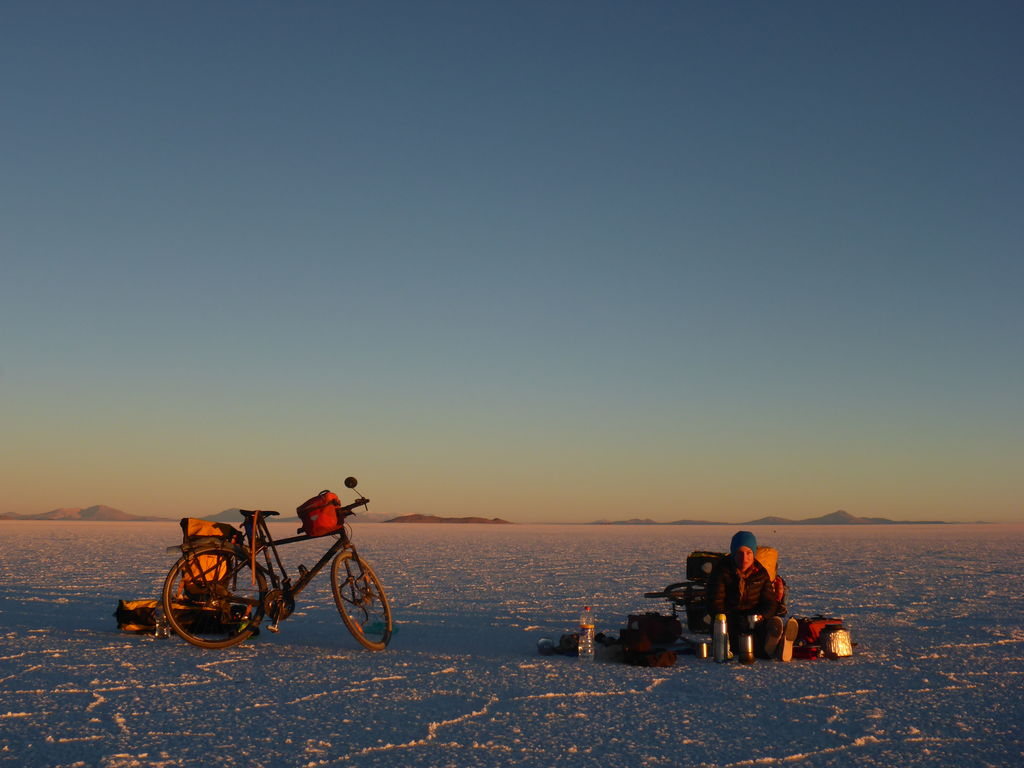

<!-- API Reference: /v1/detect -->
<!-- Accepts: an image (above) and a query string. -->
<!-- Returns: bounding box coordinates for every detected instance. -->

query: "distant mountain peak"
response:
[591,518,660,525]
[386,514,512,525]
[1,505,170,522]
[797,510,873,525]
[743,515,796,525]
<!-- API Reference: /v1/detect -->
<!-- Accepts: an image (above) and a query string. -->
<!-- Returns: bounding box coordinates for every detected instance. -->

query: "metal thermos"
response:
[738,632,755,664]
[712,613,729,662]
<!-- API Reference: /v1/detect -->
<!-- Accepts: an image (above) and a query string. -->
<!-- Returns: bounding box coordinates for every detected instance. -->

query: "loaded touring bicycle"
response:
[161,477,392,650]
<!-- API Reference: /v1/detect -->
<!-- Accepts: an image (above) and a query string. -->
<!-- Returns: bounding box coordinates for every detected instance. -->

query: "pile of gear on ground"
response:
[540,547,854,668]
[114,517,249,638]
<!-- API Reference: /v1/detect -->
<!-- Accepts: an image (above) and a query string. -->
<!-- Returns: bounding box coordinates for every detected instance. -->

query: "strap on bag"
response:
[250,510,259,586]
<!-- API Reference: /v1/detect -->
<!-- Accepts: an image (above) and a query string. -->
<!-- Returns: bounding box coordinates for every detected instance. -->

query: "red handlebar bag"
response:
[297,490,343,537]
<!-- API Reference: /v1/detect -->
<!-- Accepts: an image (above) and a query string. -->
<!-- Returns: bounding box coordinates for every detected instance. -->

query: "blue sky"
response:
[2,2,1021,522]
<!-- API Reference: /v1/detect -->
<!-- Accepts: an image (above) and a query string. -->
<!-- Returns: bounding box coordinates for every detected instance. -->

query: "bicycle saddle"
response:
[238,509,280,518]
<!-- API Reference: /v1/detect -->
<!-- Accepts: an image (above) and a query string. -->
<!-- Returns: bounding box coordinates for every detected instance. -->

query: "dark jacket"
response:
[708,556,778,619]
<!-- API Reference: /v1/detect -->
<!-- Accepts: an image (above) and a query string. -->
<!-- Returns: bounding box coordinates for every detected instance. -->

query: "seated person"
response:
[708,530,789,659]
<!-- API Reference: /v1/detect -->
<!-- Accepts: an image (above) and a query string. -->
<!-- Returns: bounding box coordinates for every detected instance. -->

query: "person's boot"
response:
[778,617,799,662]
[763,616,784,657]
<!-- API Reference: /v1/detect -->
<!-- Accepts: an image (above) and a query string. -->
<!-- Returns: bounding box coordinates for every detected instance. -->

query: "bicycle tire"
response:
[162,544,266,649]
[330,551,392,651]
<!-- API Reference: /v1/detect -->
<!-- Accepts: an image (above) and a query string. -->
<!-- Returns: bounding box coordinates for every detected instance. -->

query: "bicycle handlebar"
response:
[340,497,369,513]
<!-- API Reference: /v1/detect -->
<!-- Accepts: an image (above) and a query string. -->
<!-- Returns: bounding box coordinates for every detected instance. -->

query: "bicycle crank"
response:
[263,589,295,632]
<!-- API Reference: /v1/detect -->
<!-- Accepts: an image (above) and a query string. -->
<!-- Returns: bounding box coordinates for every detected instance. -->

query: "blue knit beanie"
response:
[730,530,757,554]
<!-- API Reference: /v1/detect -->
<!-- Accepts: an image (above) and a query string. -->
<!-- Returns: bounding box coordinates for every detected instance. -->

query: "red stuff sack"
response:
[297,490,343,537]
[796,616,846,645]
[793,644,822,660]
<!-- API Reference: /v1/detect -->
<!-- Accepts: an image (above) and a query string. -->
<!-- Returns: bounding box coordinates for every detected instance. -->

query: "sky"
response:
[2,1,1022,524]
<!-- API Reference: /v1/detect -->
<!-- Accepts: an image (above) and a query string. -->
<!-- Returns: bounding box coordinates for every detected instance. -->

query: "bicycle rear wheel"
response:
[162,545,266,649]
[330,551,392,651]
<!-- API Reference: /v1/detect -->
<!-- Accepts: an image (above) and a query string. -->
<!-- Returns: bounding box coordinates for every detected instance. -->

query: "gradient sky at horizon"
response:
[2,1,1021,523]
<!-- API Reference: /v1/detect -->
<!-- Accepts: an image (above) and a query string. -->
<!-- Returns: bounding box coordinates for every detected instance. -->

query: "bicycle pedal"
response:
[267,622,280,633]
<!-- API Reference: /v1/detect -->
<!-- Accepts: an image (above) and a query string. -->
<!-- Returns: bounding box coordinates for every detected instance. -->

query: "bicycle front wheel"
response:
[162,545,266,649]
[330,551,392,651]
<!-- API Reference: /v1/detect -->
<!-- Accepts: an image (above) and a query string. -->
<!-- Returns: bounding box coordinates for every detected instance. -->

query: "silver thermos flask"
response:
[738,632,755,664]
[713,613,729,662]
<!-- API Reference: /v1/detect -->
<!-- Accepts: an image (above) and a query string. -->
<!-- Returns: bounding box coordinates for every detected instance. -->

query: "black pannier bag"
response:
[620,613,682,666]
[684,587,713,633]
[114,598,231,636]
[686,551,725,582]
[114,599,160,633]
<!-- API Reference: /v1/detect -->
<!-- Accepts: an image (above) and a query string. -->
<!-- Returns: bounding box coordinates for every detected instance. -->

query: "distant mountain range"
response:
[590,510,948,525]
[0,507,950,526]
[0,505,398,524]
[386,514,513,524]
[744,510,946,525]
[0,505,170,522]
[591,517,722,525]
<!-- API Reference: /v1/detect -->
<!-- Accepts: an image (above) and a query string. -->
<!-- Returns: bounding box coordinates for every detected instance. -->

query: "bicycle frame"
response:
[246,511,357,602]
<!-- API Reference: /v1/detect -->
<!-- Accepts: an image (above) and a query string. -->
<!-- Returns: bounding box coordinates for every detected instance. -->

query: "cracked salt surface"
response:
[1,521,1022,767]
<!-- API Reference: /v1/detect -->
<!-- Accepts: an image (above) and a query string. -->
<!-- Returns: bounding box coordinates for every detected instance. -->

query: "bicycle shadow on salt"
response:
[0,587,544,661]
[276,603,547,661]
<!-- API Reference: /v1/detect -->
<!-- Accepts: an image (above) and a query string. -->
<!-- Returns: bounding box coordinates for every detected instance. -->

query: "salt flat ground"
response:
[1,521,1021,768]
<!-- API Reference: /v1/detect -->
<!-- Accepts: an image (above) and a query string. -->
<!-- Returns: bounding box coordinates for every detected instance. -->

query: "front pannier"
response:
[297,490,344,537]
